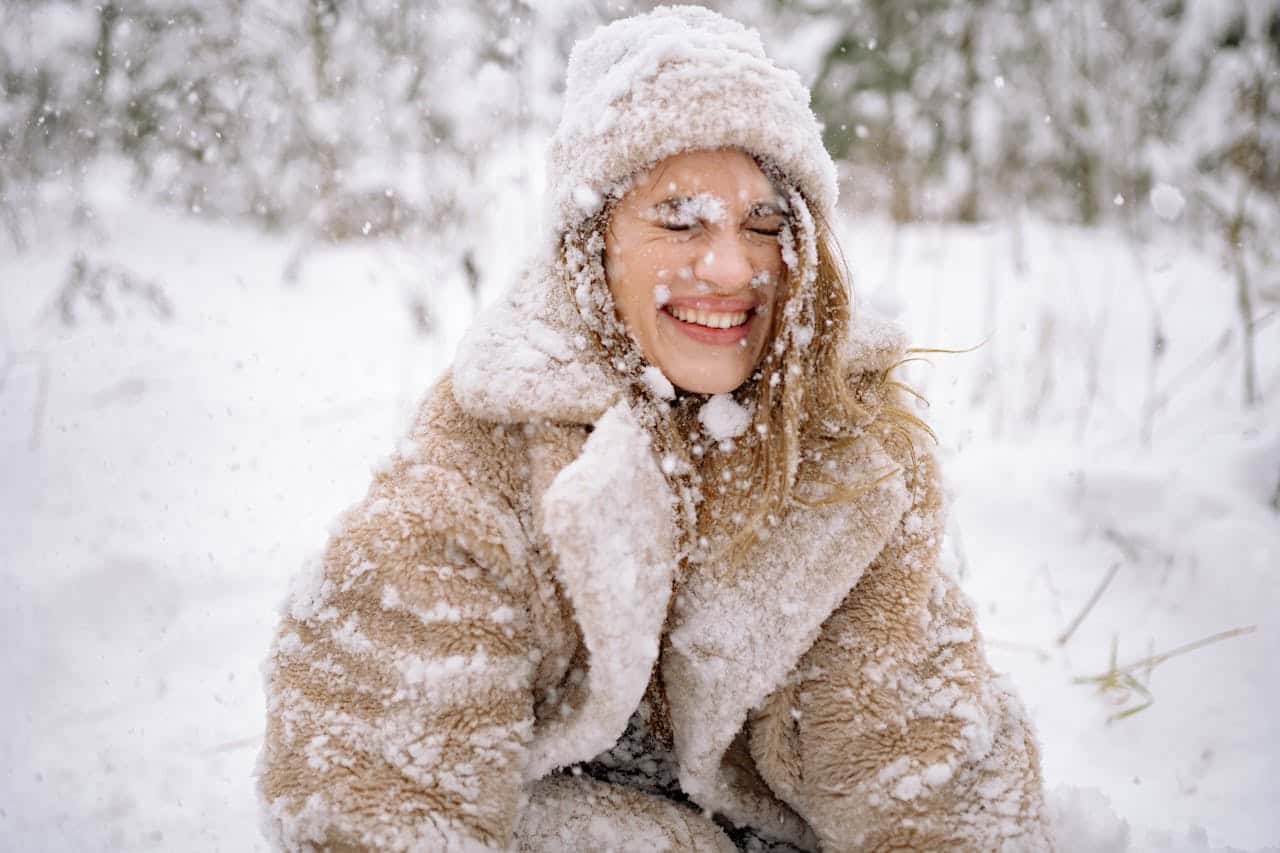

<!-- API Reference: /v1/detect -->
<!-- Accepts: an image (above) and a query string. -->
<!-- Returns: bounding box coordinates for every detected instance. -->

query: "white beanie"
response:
[546,5,838,236]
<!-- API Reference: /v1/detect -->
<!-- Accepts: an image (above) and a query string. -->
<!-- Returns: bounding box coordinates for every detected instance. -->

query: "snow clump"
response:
[1150,183,1186,221]
[792,323,814,349]
[698,394,751,440]
[663,192,726,226]
[572,184,603,216]
[641,366,675,401]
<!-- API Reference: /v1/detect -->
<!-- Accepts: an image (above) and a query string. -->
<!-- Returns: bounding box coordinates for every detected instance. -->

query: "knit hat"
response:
[545,5,838,237]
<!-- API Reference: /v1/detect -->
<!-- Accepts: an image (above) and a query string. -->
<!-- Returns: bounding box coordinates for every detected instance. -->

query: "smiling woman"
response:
[604,148,785,395]
[256,7,1053,852]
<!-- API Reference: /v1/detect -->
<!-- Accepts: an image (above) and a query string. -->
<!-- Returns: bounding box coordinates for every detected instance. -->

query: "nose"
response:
[692,232,754,294]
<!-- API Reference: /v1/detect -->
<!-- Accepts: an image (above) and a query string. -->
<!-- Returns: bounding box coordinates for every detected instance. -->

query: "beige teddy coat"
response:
[256,257,1052,852]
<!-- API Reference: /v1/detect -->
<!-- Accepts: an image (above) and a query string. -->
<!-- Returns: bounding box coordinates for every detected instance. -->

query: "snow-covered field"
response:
[2,179,1277,851]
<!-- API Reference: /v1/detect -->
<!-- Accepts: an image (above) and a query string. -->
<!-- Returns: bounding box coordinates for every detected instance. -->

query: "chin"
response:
[667,367,753,395]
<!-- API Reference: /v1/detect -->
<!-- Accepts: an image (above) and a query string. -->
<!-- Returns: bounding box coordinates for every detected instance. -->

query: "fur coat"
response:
[255,253,1053,852]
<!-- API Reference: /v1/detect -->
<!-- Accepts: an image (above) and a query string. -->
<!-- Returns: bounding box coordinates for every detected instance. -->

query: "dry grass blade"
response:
[1057,561,1121,646]
[1074,626,1257,724]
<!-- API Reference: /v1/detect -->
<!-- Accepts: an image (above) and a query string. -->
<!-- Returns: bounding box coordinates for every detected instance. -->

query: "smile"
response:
[665,306,750,329]
[660,301,758,345]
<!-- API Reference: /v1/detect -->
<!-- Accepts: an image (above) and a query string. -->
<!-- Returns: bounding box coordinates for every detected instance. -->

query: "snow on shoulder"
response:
[840,309,910,377]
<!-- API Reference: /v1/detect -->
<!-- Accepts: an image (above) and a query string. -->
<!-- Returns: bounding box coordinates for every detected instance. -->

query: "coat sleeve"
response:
[749,431,1053,852]
[256,409,537,851]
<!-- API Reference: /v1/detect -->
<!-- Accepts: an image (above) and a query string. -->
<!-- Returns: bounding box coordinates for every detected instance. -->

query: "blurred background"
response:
[1,1,1278,851]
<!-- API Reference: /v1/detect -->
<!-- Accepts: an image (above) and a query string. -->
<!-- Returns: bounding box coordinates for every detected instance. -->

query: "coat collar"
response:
[467,255,914,841]
[661,433,911,844]
[452,256,620,425]
[521,403,679,781]
[451,255,910,426]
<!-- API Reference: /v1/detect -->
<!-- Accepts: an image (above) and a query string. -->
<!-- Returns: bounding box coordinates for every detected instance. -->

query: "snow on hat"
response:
[546,5,838,236]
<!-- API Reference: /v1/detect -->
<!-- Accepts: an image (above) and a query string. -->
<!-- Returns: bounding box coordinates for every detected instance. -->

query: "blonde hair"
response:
[560,177,931,575]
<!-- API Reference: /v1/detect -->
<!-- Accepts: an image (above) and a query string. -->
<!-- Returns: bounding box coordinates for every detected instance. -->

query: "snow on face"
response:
[604,148,787,395]
[656,191,727,228]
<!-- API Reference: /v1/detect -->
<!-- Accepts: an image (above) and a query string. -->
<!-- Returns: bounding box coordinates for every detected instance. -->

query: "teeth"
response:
[668,306,750,328]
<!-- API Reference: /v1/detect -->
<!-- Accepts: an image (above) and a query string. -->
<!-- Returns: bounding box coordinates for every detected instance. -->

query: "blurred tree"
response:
[802,0,969,222]
[1187,3,1280,406]
[1,0,1277,284]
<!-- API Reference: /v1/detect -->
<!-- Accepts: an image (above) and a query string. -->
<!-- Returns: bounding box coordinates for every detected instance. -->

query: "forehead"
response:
[633,148,778,203]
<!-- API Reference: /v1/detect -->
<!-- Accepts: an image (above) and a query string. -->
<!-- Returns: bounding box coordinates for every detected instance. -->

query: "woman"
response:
[257,7,1052,851]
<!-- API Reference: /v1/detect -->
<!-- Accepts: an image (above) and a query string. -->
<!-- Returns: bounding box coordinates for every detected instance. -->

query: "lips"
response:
[659,297,760,344]
[666,305,750,329]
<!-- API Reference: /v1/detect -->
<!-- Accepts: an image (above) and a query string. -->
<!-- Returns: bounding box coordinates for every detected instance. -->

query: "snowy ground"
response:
[2,180,1277,851]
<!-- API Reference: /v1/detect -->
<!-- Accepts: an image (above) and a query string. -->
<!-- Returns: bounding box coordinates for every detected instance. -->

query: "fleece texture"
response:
[257,291,1052,850]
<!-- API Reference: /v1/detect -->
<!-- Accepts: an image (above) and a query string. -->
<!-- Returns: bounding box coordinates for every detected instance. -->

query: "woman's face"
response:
[604,148,787,395]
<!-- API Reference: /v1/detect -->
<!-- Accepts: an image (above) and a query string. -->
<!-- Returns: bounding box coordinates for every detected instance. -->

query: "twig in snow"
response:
[1150,328,1234,416]
[1101,526,1177,582]
[1101,626,1256,678]
[1056,561,1120,646]
[1252,308,1277,334]
[1101,527,1142,563]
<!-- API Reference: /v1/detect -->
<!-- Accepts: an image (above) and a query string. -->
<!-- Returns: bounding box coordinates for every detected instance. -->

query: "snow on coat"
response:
[257,6,1051,851]
[255,250,1052,851]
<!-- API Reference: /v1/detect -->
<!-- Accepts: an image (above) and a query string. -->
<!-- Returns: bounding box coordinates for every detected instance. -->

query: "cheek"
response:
[751,256,785,300]
[624,248,683,304]
[604,250,627,286]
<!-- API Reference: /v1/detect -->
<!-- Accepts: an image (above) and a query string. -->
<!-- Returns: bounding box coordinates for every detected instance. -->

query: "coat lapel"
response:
[451,254,915,825]
[522,402,680,779]
[661,431,912,845]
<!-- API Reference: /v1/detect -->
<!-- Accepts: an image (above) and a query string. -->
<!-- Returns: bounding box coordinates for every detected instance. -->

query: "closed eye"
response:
[746,217,784,237]
[746,202,786,237]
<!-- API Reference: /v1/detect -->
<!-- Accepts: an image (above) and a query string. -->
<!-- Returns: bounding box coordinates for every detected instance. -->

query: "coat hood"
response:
[456,4,904,429]
[452,252,910,427]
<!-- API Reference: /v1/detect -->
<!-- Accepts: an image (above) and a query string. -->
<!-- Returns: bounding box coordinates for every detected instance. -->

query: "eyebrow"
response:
[648,197,787,217]
[745,200,786,217]
[650,196,693,212]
